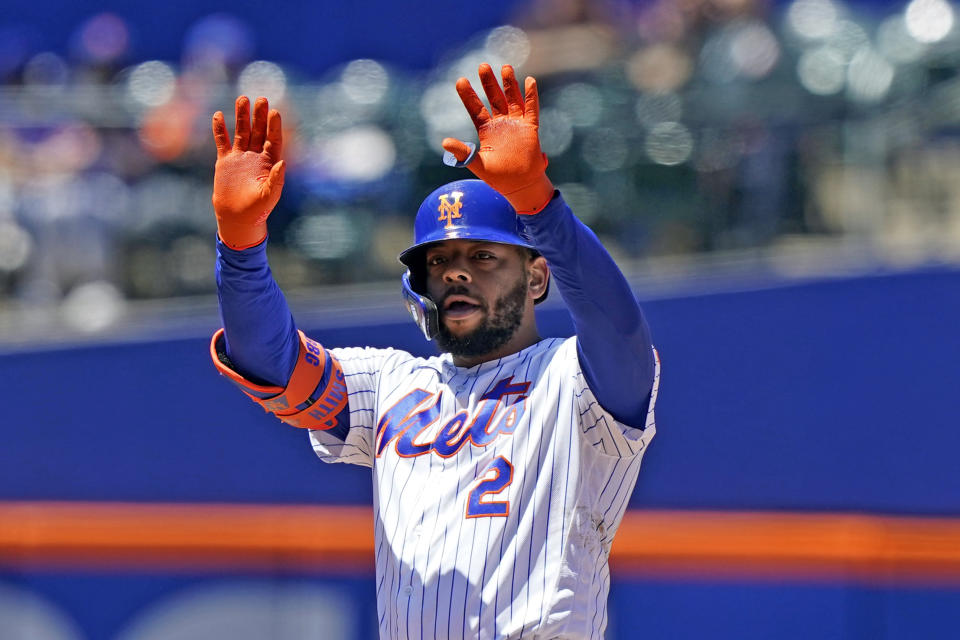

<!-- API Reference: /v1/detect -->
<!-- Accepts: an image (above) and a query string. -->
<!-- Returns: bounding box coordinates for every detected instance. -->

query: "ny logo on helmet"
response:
[437,191,464,229]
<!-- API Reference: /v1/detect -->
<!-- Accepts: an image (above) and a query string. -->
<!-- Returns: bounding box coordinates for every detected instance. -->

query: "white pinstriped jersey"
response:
[311,336,660,640]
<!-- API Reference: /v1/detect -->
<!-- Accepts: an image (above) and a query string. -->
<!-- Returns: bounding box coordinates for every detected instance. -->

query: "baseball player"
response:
[210,63,659,639]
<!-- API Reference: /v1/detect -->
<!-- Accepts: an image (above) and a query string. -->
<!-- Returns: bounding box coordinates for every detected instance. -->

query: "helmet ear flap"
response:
[402,271,439,341]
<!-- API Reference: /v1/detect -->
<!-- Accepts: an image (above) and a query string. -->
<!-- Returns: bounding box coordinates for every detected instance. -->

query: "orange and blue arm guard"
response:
[210,328,349,434]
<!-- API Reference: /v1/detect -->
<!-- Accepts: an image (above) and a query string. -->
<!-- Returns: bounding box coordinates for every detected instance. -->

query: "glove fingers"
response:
[455,78,490,130]
[249,97,269,152]
[523,77,540,128]
[501,65,524,117]
[265,109,283,162]
[479,63,509,116]
[233,96,251,152]
[212,111,231,157]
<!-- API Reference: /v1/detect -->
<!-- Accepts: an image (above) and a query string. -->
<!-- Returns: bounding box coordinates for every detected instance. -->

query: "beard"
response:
[434,278,527,358]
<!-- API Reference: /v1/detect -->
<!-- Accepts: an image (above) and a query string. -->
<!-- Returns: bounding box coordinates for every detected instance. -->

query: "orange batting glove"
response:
[211,96,286,250]
[442,63,555,214]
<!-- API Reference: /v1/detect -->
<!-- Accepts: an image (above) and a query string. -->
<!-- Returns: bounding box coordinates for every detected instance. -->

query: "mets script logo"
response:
[376,376,529,458]
[437,191,464,229]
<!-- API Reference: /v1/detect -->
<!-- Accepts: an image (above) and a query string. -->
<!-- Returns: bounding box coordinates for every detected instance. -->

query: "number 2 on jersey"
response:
[466,456,514,518]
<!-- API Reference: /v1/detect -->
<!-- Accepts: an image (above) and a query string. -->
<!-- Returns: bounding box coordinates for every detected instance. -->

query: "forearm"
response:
[519,193,655,426]
[216,237,299,386]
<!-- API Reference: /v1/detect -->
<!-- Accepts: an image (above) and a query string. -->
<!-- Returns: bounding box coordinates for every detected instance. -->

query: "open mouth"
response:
[443,295,482,319]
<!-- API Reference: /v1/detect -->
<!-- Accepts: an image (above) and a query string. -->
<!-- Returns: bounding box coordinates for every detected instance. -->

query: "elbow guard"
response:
[210,329,348,430]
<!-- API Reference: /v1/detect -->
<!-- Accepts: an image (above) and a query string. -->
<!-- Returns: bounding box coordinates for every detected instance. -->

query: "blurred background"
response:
[1,0,960,337]
[0,0,958,638]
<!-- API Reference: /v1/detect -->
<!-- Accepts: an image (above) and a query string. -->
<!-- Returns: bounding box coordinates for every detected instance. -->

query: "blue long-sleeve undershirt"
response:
[519,194,655,427]
[216,191,655,427]
[216,239,299,387]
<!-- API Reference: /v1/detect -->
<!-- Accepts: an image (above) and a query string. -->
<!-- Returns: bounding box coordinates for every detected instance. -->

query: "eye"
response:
[426,254,447,267]
[473,251,496,261]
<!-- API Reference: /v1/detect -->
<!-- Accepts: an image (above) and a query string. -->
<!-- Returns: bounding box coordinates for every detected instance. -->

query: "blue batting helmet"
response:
[398,179,548,340]
[398,179,535,268]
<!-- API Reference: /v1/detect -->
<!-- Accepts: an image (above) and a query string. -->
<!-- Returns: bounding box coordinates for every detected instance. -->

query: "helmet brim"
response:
[397,230,536,268]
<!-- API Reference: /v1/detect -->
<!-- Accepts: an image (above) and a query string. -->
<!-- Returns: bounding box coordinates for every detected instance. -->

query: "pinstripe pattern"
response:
[309,340,660,639]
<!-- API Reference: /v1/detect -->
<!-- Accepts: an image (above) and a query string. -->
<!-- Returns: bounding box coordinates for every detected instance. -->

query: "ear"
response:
[526,255,549,301]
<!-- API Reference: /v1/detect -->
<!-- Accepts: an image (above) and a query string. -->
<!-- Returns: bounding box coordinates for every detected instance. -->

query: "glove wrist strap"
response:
[217,222,268,251]
[506,173,555,215]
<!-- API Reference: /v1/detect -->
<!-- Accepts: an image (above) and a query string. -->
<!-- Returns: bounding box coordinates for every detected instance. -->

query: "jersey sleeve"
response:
[562,338,661,458]
[308,346,405,468]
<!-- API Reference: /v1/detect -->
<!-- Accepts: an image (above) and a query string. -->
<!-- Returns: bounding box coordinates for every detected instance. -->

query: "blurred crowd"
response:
[1,0,960,333]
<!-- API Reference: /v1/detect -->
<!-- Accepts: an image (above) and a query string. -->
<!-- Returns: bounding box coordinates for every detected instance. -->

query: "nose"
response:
[442,255,472,284]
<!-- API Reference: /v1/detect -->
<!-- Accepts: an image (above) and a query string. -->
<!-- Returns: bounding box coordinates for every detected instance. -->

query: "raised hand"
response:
[442,64,555,214]
[211,96,286,249]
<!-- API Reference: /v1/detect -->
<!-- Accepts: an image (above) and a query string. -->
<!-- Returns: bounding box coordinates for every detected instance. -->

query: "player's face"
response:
[424,240,539,357]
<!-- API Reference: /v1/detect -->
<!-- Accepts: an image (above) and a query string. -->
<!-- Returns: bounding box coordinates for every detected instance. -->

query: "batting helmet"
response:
[399,179,548,340]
